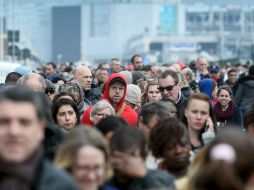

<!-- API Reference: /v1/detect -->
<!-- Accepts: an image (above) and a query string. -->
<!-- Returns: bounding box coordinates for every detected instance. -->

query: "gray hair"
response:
[90,100,115,121]
[17,73,46,89]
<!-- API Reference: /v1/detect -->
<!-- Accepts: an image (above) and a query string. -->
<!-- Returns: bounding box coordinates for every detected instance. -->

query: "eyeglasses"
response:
[95,113,111,118]
[158,84,176,92]
[45,88,55,95]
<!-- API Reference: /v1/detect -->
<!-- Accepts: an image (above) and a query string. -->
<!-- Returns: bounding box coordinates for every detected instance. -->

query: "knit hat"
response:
[45,79,55,90]
[125,84,141,105]
[208,65,220,73]
[126,65,134,71]
[119,71,133,84]
[176,61,186,70]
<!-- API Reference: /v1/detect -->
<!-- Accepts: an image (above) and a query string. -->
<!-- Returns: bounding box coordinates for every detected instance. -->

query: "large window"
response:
[90,4,110,37]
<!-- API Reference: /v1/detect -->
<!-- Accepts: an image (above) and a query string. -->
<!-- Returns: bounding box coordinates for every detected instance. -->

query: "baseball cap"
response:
[208,65,220,73]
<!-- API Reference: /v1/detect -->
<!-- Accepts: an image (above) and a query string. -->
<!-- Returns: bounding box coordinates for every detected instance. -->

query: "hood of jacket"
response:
[238,76,254,88]
[199,78,214,99]
[102,73,127,112]
[59,80,85,113]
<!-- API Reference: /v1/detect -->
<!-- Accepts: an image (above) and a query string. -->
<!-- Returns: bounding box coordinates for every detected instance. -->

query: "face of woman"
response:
[185,99,210,131]
[162,137,190,170]
[218,89,231,107]
[71,146,105,190]
[147,85,162,102]
[93,108,112,126]
[56,105,77,130]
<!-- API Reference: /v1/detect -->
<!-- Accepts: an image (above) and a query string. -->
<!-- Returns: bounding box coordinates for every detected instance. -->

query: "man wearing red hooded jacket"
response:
[81,73,138,127]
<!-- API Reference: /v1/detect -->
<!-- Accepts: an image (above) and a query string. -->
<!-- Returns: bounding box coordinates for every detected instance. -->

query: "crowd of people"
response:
[1,55,254,190]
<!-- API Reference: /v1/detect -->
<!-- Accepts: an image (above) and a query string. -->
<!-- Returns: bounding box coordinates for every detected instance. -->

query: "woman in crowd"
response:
[54,127,116,190]
[149,118,191,190]
[187,129,254,190]
[52,98,80,131]
[90,100,115,127]
[141,78,162,106]
[214,85,243,130]
[182,93,216,153]
[59,80,87,114]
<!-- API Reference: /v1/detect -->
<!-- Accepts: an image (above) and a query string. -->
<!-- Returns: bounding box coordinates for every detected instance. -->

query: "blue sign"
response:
[159,3,177,34]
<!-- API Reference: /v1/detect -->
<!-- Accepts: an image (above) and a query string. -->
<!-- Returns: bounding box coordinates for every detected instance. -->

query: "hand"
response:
[205,117,214,132]
[111,151,147,178]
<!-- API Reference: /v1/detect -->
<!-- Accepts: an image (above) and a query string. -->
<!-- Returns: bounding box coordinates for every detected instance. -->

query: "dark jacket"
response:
[181,86,192,99]
[84,83,102,105]
[36,160,79,190]
[106,170,175,190]
[235,76,254,112]
[225,80,238,96]
[175,93,187,119]
[226,106,243,129]
[44,124,64,161]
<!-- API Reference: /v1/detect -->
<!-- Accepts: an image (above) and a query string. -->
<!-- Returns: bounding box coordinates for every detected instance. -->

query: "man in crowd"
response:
[138,102,171,138]
[131,54,143,71]
[110,58,122,74]
[150,66,162,78]
[0,86,78,189]
[4,72,22,86]
[44,62,60,81]
[18,73,46,92]
[158,70,187,118]
[97,68,110,92]
[18,73,63,160]
[195,57,209,82]
[225,68,238,95]
[73,65,102,105]
[81,73,138,127]
[208,64,224,86]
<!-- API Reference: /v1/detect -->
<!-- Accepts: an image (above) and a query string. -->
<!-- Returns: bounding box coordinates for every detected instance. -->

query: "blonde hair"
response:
[54,127,109,173]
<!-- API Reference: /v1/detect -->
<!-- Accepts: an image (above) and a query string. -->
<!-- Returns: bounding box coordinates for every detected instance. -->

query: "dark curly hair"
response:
[52,98,80,125]
[149,118,189,159]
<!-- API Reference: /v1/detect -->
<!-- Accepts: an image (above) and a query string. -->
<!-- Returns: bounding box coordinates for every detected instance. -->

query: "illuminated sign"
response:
[164,42,198,51]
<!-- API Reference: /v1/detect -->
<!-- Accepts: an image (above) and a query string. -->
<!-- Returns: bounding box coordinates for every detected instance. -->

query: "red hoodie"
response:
[81,73,138,127]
